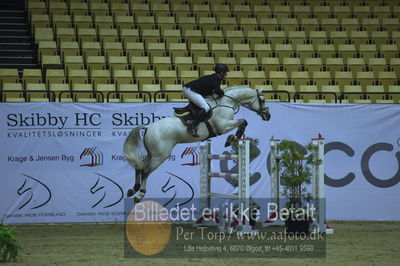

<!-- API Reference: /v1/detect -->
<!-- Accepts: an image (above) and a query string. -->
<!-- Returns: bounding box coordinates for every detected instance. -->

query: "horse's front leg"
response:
[234,119,247,139]
[215,119,247,147]
[224,119,248,147]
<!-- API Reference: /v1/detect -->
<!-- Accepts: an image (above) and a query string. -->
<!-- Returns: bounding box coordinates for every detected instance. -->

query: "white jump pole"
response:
[195,139,257,234]
[263,135,333,234]
[262,138,285,227]
[311,136,334,234]
[238,139,254,234]
[196,140,217,227]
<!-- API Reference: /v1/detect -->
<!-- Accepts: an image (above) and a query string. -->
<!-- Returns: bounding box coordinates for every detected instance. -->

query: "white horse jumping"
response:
[123,86,271,202]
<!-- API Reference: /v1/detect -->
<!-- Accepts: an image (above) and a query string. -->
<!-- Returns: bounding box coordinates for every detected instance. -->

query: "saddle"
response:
[173,102,212,126]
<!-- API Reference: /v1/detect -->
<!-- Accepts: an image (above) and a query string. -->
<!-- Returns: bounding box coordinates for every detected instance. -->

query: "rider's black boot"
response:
[187,108,207,137]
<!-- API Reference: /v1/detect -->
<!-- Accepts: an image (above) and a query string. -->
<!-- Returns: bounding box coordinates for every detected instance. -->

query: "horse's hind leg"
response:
[127,169,142,197]
[133,175,148,203]
[133,154,171,203]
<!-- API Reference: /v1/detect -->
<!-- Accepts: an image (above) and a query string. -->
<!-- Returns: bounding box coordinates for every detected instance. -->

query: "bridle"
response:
[247,89,270,116]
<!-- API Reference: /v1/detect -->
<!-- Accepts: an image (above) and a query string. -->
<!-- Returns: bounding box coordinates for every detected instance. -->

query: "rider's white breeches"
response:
[182,87,210,112]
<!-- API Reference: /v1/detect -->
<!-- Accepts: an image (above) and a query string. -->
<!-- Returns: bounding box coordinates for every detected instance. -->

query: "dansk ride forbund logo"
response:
[17,174,52,210]
[80,147,103,167]
[90,173,123,209]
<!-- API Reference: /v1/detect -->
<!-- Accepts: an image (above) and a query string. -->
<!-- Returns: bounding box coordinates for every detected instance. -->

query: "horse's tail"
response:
[123,125,148,170]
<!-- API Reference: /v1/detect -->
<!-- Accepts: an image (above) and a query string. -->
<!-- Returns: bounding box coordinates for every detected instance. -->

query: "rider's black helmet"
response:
[214,63,229,73]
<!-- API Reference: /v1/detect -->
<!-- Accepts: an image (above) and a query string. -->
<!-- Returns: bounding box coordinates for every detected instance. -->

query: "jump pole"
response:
[194,139,257,234]
[262,138,285,227]
[263,135,334,234]
[311,136,334,234]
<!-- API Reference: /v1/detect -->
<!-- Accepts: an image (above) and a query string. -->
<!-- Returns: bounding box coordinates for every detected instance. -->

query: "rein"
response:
[209,94,239,113]
[210,90,268,116]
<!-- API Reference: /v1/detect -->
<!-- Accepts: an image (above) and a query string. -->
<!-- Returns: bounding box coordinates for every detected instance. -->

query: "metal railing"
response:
[154,90,184,102]
[294,91,338,103]
[1,90,399,104]
[339,92,400,103]
[263,90,291,102]
[59,90,104,102]
[0,90,56,102]
[106,91,152,102]
[154,90,292,102]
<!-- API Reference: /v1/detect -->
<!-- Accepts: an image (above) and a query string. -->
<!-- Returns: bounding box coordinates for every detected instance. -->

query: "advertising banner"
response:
[0,102,399,223]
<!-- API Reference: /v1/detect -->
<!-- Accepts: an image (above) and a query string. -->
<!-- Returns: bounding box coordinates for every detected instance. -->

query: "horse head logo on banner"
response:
[90,173,123,208]
[17,174,52,210]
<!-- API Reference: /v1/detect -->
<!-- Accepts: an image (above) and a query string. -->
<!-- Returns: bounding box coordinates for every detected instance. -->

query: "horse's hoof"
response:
[127,189,134,197]
[134,197,141,203]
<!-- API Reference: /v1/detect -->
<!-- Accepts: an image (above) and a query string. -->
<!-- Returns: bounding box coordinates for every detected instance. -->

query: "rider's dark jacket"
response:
[184,74,224,97]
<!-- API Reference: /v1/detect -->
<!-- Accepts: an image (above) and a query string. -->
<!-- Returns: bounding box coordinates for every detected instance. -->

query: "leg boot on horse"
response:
[127,169,142,197]
[225,119,248,147]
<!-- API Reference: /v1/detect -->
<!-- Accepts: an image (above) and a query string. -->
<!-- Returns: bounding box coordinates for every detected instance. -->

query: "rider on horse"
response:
[182,63,229,136]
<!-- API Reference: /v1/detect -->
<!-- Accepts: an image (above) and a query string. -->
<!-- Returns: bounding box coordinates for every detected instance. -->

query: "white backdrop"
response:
[1,102,399,223]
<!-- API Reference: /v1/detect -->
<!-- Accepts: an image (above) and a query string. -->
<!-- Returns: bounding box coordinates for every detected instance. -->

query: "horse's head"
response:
[248,88,271,121]
[221,86,271,121]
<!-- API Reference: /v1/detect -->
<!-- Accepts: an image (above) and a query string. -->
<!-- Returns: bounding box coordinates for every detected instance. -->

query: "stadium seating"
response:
[1,0,399,103]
